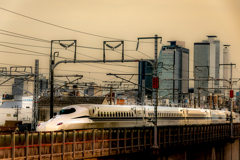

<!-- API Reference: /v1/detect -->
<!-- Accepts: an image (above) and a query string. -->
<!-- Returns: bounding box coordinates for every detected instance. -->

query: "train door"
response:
[183,109,187,124]
[141,107,146,125]
[133,107,137,125]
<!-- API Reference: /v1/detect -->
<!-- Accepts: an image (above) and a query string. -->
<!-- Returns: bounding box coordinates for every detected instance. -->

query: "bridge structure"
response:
[0,124,240,160]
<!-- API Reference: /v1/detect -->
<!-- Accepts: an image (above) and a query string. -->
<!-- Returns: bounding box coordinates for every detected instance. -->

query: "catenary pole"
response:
[31,59,39,130]
[152,35,158,148]
[219,63,236,138]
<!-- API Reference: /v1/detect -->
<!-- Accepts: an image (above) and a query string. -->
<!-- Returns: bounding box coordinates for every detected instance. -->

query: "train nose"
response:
[36,120,64,132]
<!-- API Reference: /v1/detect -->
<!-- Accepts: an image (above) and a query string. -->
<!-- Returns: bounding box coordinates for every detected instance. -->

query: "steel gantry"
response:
[49,39,156,119]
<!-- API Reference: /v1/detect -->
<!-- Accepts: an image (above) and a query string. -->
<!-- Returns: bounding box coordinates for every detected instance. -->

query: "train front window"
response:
[57,108,76,115]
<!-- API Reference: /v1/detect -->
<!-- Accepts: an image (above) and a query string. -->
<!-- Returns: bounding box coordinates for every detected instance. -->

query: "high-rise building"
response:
[194,36,225,96]
[202,36,224,93]
[223,45,230,88]
[194,38,215,96]
[158,41,189,103]
[138,60,154,99]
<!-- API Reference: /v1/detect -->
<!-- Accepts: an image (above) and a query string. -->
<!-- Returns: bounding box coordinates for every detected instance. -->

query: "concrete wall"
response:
[98,139,240,160]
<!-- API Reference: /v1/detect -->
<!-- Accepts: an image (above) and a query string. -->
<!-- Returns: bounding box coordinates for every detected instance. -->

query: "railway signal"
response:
[230,90,234,98]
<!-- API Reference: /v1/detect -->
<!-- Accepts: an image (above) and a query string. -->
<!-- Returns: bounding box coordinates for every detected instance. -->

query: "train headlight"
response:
[57,122,63,126]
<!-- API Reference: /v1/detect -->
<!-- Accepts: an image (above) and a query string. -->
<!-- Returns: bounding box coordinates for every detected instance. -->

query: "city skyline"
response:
[0,0,240,94]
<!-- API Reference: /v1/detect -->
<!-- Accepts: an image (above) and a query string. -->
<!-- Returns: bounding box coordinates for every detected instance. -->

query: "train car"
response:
[36,104,239,132]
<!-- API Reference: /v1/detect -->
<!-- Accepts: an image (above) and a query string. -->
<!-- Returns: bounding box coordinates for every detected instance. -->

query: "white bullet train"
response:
[36,104,240,132]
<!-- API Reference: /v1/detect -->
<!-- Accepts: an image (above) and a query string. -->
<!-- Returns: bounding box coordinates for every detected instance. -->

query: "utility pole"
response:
[50,40,77,118]
[110,87,113,105]
[173,50,175,103]
[219,63,236,138]
[31,59,39,130]
[141,79,145,105]
[198,89,201,108]
[136,35,162,148]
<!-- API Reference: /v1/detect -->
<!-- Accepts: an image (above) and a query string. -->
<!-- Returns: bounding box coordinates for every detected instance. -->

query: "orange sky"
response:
[0,0,240,94]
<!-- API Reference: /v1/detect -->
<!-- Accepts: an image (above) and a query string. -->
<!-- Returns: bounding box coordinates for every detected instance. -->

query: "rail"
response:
[0,123,239,159]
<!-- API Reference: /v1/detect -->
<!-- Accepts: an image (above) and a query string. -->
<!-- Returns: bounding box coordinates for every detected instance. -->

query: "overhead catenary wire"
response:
[0,7,154,43]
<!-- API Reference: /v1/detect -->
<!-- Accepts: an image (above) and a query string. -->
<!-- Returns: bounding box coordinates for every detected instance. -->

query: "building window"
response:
[7,114,11,117]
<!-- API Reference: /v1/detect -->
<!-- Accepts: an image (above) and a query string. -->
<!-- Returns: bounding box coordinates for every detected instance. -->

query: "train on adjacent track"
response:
[36,104,239,132]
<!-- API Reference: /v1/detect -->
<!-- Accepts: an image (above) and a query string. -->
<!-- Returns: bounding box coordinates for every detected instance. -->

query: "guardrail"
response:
[0,123,239,159]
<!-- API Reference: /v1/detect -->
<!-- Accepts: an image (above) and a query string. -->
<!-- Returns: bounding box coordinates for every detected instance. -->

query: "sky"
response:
[0,0,240,94]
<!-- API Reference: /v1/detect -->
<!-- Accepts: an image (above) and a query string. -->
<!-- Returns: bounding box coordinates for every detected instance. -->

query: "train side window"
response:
[129,112,131,117]
[101,112,103,117]
[98,111,100,117]
[124,112,125,117]
[107,112,109,117]
[126,112,128,117]
[113,112,115,117]
[132,113,134,117]
[116,112,118,117]
[118,112,121,117]
[110,112,112,117]
[104,112,106,117]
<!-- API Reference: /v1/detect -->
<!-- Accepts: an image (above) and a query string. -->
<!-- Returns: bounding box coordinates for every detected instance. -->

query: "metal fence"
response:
[0,123,240,160]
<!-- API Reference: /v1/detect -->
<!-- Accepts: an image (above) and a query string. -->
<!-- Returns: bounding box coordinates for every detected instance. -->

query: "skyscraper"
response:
[194,37,216,96]
[138,60,154,99]
[158,41,189,103]
[202,36,223,93]
[194,36,224,96]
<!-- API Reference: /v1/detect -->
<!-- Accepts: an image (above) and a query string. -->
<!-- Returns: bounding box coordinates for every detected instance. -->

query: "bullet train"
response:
[36,104,240,132]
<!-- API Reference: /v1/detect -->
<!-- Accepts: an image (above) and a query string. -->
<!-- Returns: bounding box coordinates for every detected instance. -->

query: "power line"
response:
[0,7,153,43]
[0,50,49,57]
[0,30,146,66]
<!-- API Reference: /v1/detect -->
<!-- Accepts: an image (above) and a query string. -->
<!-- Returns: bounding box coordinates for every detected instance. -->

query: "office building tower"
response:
[138,60,154,99]
[202,36,224,93]
[158,41,189,103]
[194,36,216,96]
